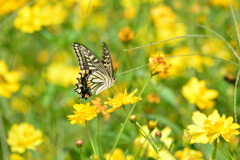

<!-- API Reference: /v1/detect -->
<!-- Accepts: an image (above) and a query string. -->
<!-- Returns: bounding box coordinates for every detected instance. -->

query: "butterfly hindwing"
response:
[73,42,116,100]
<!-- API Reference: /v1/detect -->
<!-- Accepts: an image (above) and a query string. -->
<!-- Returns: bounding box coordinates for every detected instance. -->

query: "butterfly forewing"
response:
[102,42,114,77]
[73,42,116,100]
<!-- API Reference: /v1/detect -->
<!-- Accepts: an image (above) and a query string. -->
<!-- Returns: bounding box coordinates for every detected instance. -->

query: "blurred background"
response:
[0,0,240,159]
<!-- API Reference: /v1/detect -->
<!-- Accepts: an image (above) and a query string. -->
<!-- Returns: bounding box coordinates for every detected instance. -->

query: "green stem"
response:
[212,140,218,160]
[79,147,83,160]
[97,117,103,160]
[108,75,152,160]
[135,122,158,153]
[86,121,97,156]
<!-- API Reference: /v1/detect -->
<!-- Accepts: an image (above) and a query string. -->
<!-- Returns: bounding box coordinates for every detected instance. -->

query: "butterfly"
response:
[73,42,116,100]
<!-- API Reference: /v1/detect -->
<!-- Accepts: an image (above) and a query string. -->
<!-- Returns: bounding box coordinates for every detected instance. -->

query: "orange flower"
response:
[147,93,161,103]
[118,26,134,42]
[91,97,110,120]
[149,55,172,75]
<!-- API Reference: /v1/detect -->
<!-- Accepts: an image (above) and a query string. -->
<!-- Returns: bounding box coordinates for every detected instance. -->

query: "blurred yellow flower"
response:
[187,110,240,144]
[0,0,28,16]
[104,148,134,160]
[10,97,29,113]
[175,147,204,160]
[78,0,101,15]
[149,55,172,75]
[209,0,238,8]
[105,89,142,113]
[147,93,161,103]
[7,123,43,154]
[123,7,136,19]
[165,46,213,77]
[134,126,175,159]
[0,60,20,98]
[151,5,186,46]
[67,102,97,124]
[151,5,176,28]
[91,97,110,120]
[182,77,218,109]
[14,3,67,33]
[46,63,79,87]
[10,153,25,160]
[118,26,134,42]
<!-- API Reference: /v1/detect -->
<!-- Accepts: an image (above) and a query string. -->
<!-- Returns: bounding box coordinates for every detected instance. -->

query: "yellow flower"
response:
[10,153,25,160]
[118,26,134,42]
[0,0,28,16]
[45,62,79,87]
[7,123,43,154]
[91,97,110,120]
[14,3,67,33]
[151,5,176,28]
[181,77,219,109]
[105,89,142,113]
[187,110,240,144]
[150,5,187,46]
[67,102,98,124]
[134,126,175,159]
[123,7,137,19]
[175,147,204,160]
[149,55,172,75]
[104,148,134,160]
[0,60,20,98]
[209,0,238,8]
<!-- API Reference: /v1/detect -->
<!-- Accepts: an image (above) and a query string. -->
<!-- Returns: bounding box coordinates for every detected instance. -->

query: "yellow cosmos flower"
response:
[14,3,67,33]
[104,148,134,160]
[0,0,28,16]
[105,89,142,113]
[150,5,187,46]
[45,62,79,87]
[149,55,172,75]
[175,147,204,160]
[7,123,43,154]
[10,153,24,160]
[67,103,97,124]
[182,77,219,110]
[187,110,240,144]
[134,126,175,159]
[209,0,238,8]
[0,60,20,98]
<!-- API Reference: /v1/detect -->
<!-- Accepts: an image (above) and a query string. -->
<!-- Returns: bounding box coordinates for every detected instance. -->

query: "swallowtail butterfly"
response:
[73,42,116,100]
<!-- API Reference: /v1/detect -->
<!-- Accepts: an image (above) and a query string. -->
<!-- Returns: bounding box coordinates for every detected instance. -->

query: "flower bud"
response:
[155,131,162,138]
[182,131,191,146]
[129,115,137,123]
[148,120,157,131]
[76,140,83,147]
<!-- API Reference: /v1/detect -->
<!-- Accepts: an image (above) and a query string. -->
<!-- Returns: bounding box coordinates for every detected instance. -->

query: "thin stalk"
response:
[86,121,97,156]
[135,122,158,153]
[212,140,218,160]
[97,117,103,160]
[108,76,152,160]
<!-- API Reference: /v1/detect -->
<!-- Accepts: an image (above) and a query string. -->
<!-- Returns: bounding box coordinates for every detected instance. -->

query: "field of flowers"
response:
[1,0,240,160]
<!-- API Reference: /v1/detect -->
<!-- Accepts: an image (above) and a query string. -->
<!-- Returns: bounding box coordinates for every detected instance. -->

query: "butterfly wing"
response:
[73,43,111,99]
[102,42,114,78]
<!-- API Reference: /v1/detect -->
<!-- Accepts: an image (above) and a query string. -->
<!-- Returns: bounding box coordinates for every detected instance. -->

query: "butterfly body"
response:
[73,42,115,100]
